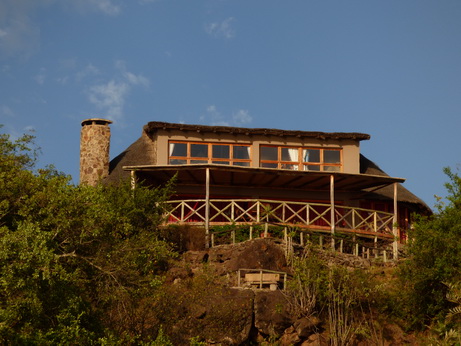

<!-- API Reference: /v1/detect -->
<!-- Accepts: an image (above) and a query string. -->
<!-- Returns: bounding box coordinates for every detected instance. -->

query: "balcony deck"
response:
[162,198,396,240]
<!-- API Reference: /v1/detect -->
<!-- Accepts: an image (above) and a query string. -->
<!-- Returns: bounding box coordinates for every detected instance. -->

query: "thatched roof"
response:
[144,121,371,141]
[104,125,430,213]
[105,133,154,184]
[360,155,431,213]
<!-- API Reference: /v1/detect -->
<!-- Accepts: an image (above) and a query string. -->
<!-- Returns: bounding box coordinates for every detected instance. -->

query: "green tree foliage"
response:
[399,167,461,328]
[0,128,176,343]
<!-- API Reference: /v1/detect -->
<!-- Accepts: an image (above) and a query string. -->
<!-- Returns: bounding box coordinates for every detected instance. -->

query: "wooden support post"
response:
[237,270,241,288]
[130,170,136,190]
[259,270,263,289]
[383,250,387,263]
[300,232,304,246]
[340,239,344,253]
[330,174,335,250]
[319,235,323,248]
[205,168,210,248]
[355,243,359,256]
[211,233,215,247]
[393,182,398,260]
[250,226,253,240]
[232,230,235,245]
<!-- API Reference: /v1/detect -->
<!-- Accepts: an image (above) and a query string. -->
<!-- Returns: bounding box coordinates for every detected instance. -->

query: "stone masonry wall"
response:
[80,119,111,185]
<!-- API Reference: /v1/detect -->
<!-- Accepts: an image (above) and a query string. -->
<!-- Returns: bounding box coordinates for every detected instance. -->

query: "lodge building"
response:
[80,119,430,259]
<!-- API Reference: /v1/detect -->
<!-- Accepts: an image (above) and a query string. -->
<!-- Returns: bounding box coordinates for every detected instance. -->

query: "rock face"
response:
[163,238,409,345]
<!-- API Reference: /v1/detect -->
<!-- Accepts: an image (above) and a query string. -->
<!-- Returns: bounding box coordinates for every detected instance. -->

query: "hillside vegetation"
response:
[0,128,460,345]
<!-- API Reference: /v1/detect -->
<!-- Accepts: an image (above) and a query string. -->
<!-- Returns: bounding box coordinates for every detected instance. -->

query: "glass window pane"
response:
[324,150,340,164]
[281,148,298,162]
[212,145,229,159]
[190,160,207,164]
[261,146,277,161]
[170,159,186,165]
[212,161,229,165]
[261,162,278,169]
[304,165,320,171]
[234,146,250,160]
[233,162,250,167]
[324,165,340,172]
[303,149,320,163]
[281,164,298,170]
[190,144,208,158]
[170,142,186,157]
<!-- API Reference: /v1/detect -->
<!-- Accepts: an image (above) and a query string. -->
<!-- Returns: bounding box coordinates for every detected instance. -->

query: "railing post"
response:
[393,182,399,260]
[257,201,260,223]
[237,270,241,288]
[330,174,335,250]
[181,201,184,222]
[205,168,210,248]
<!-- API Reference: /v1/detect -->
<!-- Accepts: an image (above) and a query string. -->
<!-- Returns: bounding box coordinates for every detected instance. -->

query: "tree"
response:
[0,128,176,343]
[399,167,461,328]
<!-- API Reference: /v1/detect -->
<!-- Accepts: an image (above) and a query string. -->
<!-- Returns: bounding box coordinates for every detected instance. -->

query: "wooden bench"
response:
[244,273,280,290]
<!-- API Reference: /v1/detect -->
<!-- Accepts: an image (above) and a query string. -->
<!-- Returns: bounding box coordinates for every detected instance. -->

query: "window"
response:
[169,141,251,166]
[260,145,342,172]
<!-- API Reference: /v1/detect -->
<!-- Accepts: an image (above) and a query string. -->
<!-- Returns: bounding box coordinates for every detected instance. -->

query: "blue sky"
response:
[1,0,461,208]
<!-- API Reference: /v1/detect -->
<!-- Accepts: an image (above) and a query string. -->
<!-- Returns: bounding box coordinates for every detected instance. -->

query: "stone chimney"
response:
[79,118,112,186]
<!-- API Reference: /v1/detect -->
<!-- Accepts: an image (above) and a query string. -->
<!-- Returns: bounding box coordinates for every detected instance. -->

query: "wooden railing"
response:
[162,199,394,238]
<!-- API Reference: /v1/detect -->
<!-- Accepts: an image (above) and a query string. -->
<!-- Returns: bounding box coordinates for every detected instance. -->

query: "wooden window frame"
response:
[169,141,252,166]
[260,145,342,172]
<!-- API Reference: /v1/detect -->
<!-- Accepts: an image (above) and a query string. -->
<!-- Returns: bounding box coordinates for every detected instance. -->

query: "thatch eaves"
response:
[360,154,431,213]
[144,121,371,141]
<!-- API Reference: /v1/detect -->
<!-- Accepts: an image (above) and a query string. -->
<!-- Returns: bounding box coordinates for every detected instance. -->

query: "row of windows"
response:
[169,141,342,172]
[260,146,341,172]
[169,142,251,166]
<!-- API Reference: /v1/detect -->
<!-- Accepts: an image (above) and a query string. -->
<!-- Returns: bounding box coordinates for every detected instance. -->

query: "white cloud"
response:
[139,0,159,4]
[1,105,15,117]
[202,105,252,127]
[87,61,150,122]
[0,0,121,60]
[34,67,46,85]
[70,0,121,16]
[76,63,100,81]
[205,17,235,39]
[0,0,41,60]
[88,80,129,121]
[115,60,149,87]
[232,109,252,125]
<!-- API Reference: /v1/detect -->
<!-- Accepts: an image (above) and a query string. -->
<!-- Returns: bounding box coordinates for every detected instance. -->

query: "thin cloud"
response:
[87,61,150,122]
[70,0,121,16]
[233,109,252,125]
[34,67,46,85]
[76,63,100,81]
[115,60,149,87]
[88,80,129,121]
[201,105,252,127]
[205,17,235,39]
[0,0,121,60]
[1,105,15,117]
